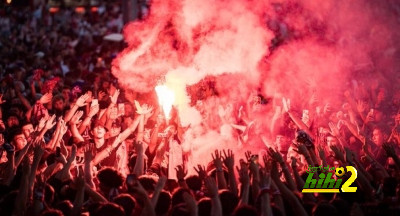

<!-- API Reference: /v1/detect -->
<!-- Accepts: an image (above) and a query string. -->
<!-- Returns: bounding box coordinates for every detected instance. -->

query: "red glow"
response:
[75,7,85,13]
[91,7,98,13]
[49,7,59,13]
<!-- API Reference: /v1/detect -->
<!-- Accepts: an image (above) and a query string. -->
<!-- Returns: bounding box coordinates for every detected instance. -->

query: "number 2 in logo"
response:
[341,166,357,192]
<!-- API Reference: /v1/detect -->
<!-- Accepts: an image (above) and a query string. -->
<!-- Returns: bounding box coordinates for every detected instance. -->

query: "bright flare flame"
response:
[155,85,175,119]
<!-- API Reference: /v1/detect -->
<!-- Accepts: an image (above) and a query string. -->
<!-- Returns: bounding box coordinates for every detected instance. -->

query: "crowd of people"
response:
[1,2,400,216]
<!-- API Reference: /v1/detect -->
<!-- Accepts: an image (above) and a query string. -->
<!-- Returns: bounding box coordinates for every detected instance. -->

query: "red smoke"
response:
[112,0,400,171]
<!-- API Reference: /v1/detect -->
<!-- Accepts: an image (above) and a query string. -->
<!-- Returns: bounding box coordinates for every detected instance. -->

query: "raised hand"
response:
[88,104,100,118]
[293,142,309,156]
[110,89,120,105]
[222,149,234,169]
[328,122,340,137]
[236,160,250,186]
[39,93,52,104]
[330,144,345,162]
[244,150,252,163]
[59,118,68,135]
[175,165,187,181]
[194,165,207,181]
[75,93,90,107]
[317,146,326,161]
[70,111,83,125]
[38,116,47,130]
[212,150,223,170]
[84,142,96,163]
[45,114,57,130]
[267,147,284,163]
[98,91,106,101]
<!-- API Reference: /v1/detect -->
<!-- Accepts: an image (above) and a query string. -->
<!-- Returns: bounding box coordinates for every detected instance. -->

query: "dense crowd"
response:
[1,2,400,216]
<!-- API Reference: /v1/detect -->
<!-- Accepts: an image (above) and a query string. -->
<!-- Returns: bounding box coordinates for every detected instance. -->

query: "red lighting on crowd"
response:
[49,7,59,13]
[75,7,85,13]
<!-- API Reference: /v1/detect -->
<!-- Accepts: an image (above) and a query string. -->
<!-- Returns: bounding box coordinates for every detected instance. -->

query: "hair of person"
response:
[197,198,211,216]
[93,202,125,216]
[97,167,124,188]
[171,187,191,207]
[219,189,239,216]
[113,193,137,216]
[185,175,202,192]
[155,190,172,215]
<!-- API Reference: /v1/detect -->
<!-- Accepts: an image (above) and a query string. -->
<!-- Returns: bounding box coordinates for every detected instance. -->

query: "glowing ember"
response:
[155,85,175,119]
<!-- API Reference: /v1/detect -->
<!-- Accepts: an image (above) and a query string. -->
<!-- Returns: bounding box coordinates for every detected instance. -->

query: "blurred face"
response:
[62,89,70,102]
[110,125,121,137]
[372,129,384,146]
[7,116,19,128]
[22,124,34,139]
[54,99,65,111]
[13,134,27,150]
[93,126,106,139]
[326,136,338,148]
[276,135,288,152]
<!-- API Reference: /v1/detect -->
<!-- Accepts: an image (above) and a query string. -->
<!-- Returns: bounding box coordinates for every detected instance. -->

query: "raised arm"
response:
[64,93,89,123]
[222,149,238,196]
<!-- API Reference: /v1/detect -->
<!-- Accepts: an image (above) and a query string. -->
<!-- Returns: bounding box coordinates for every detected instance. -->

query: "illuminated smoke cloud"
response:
[113,0,400,167]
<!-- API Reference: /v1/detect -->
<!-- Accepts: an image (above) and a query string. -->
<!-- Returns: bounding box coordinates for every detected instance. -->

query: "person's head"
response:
[109,120,122,137]
[93,202,125,216]
[137,175,158,194]
[8,127,27,150]
[113,193,136,216]
[198,198,211,216]
[185,175,202,192]
[171,188,191,207]
[91,121,106,139]
[52,94,65,111]
[165,123,178,137]
[21,122,34,140]
[155,190,171,215]
[372,127,387,146]
[6,114,19,128]
[326,135,338,147]
[219,189,239,216]
[97,167,124,195]
[275,134,289,153]
[61,87,71,103]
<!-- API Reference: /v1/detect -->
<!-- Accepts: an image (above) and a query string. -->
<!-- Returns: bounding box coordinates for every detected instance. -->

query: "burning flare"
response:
[155,85,175,119]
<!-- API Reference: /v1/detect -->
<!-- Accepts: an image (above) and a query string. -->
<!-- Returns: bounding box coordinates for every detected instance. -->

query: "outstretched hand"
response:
[194,165,207,181]
[175,165,187,181]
